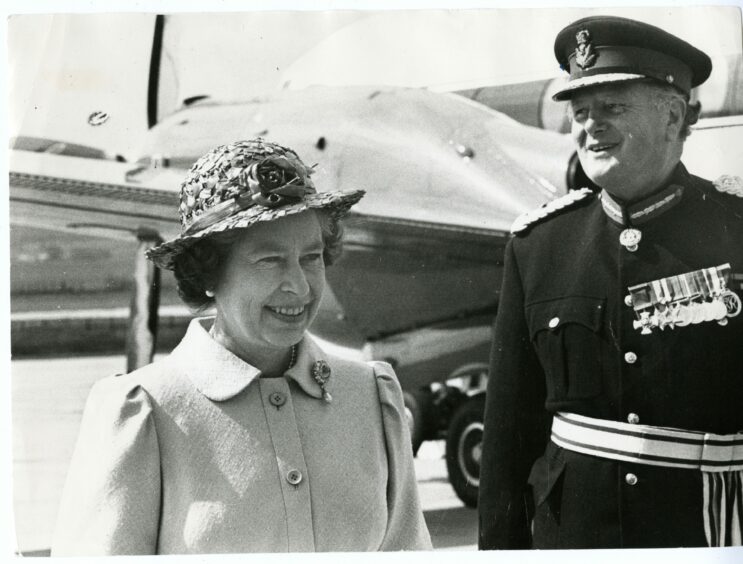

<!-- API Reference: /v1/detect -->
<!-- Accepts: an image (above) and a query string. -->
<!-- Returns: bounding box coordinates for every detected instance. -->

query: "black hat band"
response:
[568,45,692,94]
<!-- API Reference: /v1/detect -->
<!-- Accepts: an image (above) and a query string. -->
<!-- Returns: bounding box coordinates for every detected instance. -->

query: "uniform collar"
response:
[171,317,331,402]
[599,164,688,226]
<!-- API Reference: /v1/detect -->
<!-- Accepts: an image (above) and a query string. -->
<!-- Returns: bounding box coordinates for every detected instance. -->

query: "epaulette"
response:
[511,188,594,235]
[713,175,743,198]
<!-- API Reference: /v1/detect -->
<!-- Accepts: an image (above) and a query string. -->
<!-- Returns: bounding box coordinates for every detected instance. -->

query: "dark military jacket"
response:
[478,164,743,549]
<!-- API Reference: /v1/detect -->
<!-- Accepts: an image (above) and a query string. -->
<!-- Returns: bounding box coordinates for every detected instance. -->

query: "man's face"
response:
[569,82,680,201]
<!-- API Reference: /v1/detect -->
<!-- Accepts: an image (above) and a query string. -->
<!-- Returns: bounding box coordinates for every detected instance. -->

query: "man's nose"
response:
[583,109,607,136]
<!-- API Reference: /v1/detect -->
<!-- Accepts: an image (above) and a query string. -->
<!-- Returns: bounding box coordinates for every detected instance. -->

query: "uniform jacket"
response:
[52,318,432,555]
[478,164,743,549]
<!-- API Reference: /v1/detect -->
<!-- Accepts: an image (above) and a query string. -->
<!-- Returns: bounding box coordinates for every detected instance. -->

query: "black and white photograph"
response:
[6,0,743,561]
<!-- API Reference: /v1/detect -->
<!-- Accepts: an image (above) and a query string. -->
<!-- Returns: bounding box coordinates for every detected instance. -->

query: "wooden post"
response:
[126,228,163,372]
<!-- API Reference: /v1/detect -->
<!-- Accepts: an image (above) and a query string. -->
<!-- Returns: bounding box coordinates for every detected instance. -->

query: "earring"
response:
[205,289,215,297]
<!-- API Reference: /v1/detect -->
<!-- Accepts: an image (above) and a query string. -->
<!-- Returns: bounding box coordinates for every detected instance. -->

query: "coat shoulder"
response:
[511,188,596,235]
[710,174,743,219]
[96,357,183,404]
[688,173,743,221]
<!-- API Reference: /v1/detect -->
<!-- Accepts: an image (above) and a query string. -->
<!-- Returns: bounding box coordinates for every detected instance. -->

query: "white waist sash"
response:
[551,412,743,547]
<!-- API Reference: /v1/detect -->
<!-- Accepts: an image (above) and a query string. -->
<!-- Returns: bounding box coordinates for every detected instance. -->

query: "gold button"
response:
[548,317,560,329]
[624,351,638,364]
[269,392,286,407]
[624,294,633,307]
[627,413,640,425]
[625,473,638,486]
[286,470,303,485]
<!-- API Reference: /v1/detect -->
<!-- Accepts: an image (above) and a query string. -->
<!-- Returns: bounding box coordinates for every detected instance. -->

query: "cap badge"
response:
[575,29,597,69]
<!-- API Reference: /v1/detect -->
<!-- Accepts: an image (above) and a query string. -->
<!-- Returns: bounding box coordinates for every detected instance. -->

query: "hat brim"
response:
[552,72,646,101]
[146,189,365,270]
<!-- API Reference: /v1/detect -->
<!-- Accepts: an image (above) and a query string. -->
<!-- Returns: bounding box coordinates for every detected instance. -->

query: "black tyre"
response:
[445,396,485,507]
[402,389,432,456]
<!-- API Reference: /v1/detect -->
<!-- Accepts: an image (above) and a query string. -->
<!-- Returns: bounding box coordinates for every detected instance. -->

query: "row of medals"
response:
[627,263,742,335]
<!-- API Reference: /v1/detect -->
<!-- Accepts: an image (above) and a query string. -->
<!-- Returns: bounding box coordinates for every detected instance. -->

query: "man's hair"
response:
[172,210,343,311]
[644,80,701,140]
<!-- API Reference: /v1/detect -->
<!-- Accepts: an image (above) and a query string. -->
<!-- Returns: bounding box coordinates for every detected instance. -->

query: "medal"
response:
[619,228,642,252]
[632,311,654,334]
[710,299,728,321]
[674,303,693,326]
[701,300,717,322]
[721,290,742,317]
[690,302,706,324]
[627,264,736,334]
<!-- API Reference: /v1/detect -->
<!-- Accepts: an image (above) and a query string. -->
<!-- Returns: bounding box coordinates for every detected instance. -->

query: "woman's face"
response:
[212,210,326,357]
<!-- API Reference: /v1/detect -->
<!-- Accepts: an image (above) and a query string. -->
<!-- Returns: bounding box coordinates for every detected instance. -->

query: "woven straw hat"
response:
[146,139,365,270]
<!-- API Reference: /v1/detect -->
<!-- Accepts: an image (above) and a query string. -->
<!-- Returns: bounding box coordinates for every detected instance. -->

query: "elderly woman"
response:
[51,139,432,555]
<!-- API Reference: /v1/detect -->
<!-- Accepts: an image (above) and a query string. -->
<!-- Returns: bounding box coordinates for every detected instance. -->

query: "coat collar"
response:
[599,163,688,227]
[171,317,332,402]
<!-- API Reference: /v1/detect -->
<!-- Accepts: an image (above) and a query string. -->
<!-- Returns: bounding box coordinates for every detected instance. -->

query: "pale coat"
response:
[51,318,432,555]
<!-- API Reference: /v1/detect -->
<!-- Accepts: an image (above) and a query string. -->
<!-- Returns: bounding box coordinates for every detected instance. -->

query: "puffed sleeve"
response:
[51,376,161,555]
[372,361,433,551]
[478,238,549,549]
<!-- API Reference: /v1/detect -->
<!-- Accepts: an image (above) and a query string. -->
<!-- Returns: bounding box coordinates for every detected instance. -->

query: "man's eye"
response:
[256,256,282,266]
[571,108,587,121]
[606,103,626,113]
[302,253,324,264]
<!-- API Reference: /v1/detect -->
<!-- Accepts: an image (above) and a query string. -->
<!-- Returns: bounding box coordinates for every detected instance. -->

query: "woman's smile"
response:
[265,304,309,322]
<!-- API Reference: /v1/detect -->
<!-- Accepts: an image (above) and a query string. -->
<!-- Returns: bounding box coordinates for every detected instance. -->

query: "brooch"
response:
[311,360,333,403]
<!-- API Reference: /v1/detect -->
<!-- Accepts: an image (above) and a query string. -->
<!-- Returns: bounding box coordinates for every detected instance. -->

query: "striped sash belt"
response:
[551,412,743,546]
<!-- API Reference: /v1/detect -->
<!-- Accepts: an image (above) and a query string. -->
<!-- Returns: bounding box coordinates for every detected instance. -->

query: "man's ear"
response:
[666,97,686,141]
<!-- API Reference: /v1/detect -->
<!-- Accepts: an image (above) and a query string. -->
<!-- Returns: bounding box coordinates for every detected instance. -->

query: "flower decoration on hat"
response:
[246,156,312,208]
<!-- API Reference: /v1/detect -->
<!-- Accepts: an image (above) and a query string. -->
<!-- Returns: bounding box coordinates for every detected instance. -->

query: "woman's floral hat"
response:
[146,139,365,270]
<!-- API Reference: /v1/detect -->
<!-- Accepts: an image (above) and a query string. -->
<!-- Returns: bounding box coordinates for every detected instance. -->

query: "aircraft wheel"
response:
[402,390,431,456]
[445,396,485,507]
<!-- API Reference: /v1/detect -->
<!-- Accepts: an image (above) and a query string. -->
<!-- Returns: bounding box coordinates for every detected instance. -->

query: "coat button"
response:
[627,412,640,424]
[286,469,303,485]
[548,317,560,329]
[625,473,638,486]
[624,294,634,307]
[269,392,286,407]
[624,351,638,364]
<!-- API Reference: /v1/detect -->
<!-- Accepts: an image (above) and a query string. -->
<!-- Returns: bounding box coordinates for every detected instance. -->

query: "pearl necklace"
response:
[287,344,298,371]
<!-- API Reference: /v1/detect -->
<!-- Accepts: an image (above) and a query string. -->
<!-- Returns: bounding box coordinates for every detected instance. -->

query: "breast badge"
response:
[627,263,741,334]
[619,228,642,252]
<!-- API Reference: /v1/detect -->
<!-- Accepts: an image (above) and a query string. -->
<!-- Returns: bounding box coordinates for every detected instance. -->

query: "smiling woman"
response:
[50,139,432,555]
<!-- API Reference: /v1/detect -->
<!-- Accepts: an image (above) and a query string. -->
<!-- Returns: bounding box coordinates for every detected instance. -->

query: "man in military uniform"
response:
[478,15,743,549]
